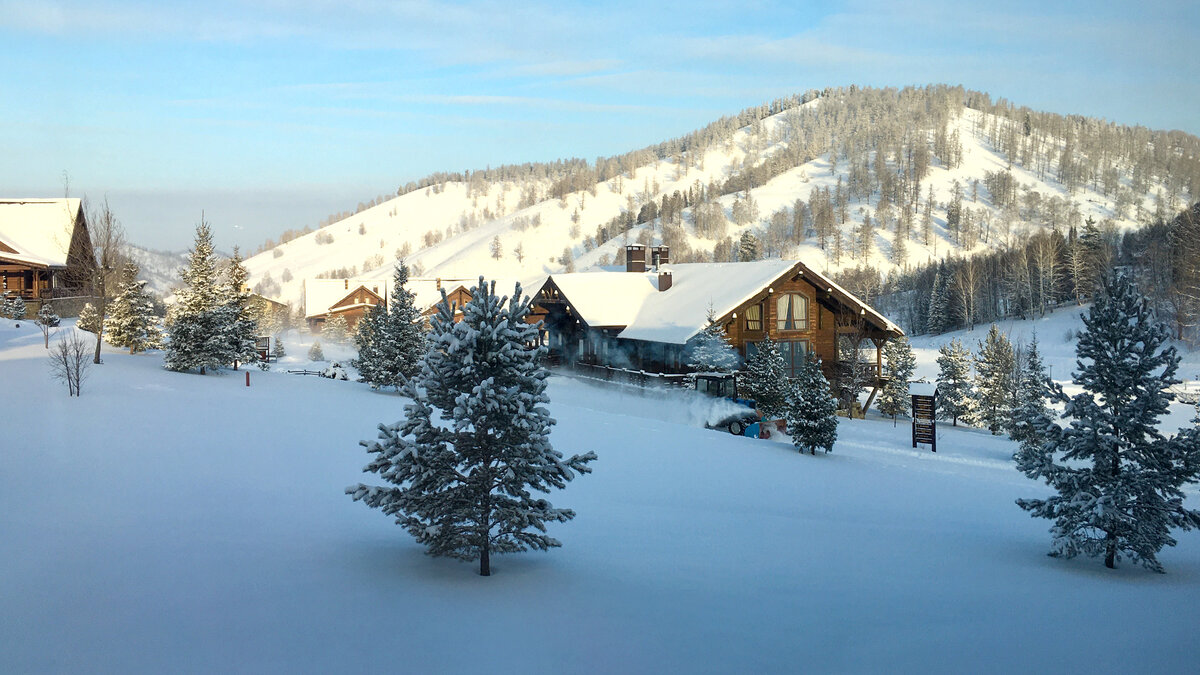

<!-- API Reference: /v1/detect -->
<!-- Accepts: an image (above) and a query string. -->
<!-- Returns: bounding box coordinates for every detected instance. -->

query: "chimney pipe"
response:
[658,270,672,291]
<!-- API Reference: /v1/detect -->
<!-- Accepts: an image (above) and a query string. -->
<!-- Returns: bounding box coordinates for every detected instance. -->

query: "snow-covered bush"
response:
[321,361,348,380]
[3,293,27,321]
[307,340,324,361]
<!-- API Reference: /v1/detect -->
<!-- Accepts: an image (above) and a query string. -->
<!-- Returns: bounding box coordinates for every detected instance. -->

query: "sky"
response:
[2,0,1196,251]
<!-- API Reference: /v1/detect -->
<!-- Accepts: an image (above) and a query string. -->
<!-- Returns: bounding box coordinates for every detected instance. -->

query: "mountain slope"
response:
[243,85,1199,309]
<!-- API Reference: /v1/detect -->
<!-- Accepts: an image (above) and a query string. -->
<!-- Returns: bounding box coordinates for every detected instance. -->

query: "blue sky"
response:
[2,0,1196,250]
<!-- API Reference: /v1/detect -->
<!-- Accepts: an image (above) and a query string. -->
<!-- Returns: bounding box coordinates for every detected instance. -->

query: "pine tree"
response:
[308,340,325,361]
[737,230,760,261]
[490,235,503,260]
[348,279,597,576]
[383,261,427,385]
[34,302,60,348]
[222,248,259,369]
[878,336,916,422]
[105,262,162,354]
[352,303,387,387]
[974,324,1016,434]
[1010,335,1063,473]
[322,313,350,344]
[936,338,976,426]
[77,302,101,334]
[2,293,27,320]
[1016,274,1200,572]
[165,220,228,374]
[927,267,950,334]
[685,307,739,373]
[271,334,286,359]
[740,336,790,419]
[786,354,839,454]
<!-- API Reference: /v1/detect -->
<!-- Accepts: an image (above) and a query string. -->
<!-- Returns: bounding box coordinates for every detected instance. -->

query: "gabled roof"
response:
[546,260,902,345]
[303,278,391,319]
[0,199,82,268]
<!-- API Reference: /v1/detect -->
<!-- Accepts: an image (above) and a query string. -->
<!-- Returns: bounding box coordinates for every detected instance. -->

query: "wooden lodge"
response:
[301,276,474,333]
[0,199,96,307]
[533,245,904,410]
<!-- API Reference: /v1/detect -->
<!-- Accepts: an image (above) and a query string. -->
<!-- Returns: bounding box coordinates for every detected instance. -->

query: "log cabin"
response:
[533,245,904,410]
[0,199,96,307]
[301,276,473,333]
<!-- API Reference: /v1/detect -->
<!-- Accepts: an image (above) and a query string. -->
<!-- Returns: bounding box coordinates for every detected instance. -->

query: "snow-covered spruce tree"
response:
[1008,334,1056,445]
[878,336,916,423]
[936,338,976,426]
[786,353,839,454]
[3,293,27,321]
[348,279,596,576]
[381,261,426,387]
[322,312,350,344]
[271,334,286,360]
[927,267,950,334]
[308,340,324,362]
[165,220,228,374]
[975,324,1016,434]
[222,248,259,369]
[105,262,162,354]
[740,336,790,418]
[685,306,740,373]
[351,303,387,387]
[77,302,101,333]
[34,302,60,348]
[1016,274,1200,572]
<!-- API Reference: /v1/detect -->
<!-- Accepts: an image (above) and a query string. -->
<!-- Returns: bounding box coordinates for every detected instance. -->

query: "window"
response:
[744,303,763,331]
[746,340,809,378]
[776,293,808,331]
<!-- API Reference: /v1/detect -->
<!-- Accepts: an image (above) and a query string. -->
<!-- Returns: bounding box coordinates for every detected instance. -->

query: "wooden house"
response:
[302,276,475,333]
[0,199,96,306]
[302,278,390,333]
[533,245,904,410]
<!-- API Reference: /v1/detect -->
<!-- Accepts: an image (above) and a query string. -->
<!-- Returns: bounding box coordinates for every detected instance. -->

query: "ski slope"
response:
[3,317,1199,673]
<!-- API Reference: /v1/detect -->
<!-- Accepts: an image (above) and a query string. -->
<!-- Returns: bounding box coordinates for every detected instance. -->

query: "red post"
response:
[246,371,250,387]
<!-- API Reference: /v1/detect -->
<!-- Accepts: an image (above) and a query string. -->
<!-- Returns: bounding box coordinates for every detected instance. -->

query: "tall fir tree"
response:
[785,354,839,454]
[1016,274,1200,571]
[685,307,740,373]
[739,336,790,419]
[105,261,162,354]
[1008,334,1056,445]
[165,219,228,374]
[383,261,427,385]
[974,324,1016,434]
[351,303,388,388]
[222,248,259,369]
[77,302,101,334]
[322,313,350,344]
[878,336,916,422]
[927,266,950,334]
[348,279,596,576]
[936,338,976,426]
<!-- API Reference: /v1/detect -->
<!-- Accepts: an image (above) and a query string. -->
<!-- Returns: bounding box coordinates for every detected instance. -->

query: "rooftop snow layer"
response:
[0,198,81,267]
[302,278,392,319]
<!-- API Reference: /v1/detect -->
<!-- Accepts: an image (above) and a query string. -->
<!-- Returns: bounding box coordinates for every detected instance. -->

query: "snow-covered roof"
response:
[0,198,82,267]
[547,260,903,345]
[303,278,391,319]
[909,382,937,397]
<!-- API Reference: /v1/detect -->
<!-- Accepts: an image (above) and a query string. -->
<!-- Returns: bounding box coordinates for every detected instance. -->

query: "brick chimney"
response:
[626,245,646,273]
[658,270,673,291]
[650,245,670,269]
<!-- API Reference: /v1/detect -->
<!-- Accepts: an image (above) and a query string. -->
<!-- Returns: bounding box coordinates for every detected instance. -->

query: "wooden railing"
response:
[570,362,690,389]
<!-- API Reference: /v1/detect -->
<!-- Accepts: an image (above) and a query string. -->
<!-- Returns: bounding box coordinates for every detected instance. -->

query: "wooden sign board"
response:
[911,391,936,452]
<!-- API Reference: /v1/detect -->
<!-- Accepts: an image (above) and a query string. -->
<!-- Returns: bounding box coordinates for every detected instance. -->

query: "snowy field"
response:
[3,318,1200,673]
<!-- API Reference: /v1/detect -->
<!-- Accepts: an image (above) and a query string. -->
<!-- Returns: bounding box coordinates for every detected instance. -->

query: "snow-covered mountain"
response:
[242,85,1199,309]
[126,244,187,298]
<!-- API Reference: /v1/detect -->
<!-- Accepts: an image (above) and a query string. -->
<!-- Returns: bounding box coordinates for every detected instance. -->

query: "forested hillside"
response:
[240,84,1200,339]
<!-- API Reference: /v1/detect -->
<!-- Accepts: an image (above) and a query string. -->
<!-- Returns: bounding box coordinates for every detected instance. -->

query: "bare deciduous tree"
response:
[49,330,92,396]
[86,198,127,364]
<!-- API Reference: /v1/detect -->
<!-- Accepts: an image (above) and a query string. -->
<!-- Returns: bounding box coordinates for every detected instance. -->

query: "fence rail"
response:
[571,362,689,389]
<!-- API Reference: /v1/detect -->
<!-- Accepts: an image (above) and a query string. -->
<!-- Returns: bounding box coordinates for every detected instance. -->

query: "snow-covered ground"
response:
[3,317,1199,673]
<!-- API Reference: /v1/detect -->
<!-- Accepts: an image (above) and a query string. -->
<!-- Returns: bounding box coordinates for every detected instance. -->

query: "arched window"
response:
[776,293,808,331]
